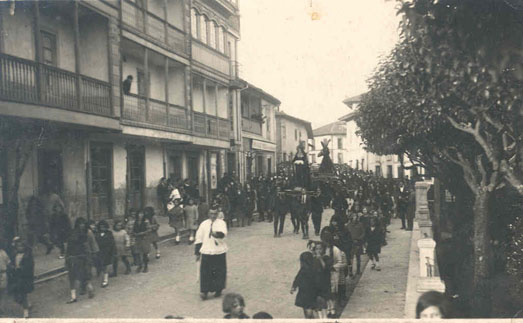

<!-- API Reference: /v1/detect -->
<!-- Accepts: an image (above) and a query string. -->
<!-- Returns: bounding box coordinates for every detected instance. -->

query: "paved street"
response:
[4,210,334,319]
[341,218,411,318]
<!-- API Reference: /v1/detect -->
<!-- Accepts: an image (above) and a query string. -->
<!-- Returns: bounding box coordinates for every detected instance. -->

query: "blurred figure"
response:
[222,293,249,319]
[6,237,34,318]
[416,291,452,319]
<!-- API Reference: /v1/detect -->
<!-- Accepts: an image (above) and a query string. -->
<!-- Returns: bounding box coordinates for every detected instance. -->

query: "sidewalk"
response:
[341,218,412,318]
[33,215,176,281]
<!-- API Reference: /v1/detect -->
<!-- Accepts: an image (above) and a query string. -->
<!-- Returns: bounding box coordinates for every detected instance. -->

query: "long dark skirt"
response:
[66,255,92,286]
[200,253,227,293]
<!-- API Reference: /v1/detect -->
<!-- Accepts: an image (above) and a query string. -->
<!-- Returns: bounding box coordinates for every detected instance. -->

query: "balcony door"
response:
[90,142,113,220]
[127,146,145,211]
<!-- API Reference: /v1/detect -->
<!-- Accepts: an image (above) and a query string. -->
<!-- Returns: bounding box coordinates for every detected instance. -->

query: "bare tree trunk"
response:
[471,187,492,318]
[5,139,32,242]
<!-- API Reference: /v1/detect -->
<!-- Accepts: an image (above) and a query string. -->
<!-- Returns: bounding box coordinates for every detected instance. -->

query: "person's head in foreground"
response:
[416,291,452,319]
[223,293,248,319]
[252,311,273,319]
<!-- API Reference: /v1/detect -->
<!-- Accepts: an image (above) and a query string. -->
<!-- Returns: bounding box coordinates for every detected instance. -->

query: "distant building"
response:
[275,111,313,165]
[310,121,347,165]
[238,79,279,180]
[339,94,406,178]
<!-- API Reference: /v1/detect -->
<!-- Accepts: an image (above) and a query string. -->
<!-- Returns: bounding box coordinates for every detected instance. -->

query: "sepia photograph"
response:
[0,0,522,320]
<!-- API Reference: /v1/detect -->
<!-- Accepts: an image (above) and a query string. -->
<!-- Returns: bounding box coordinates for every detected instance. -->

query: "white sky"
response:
[238,0,400,128]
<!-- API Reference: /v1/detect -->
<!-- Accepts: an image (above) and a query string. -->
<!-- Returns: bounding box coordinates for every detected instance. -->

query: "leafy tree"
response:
[355,0,523,317]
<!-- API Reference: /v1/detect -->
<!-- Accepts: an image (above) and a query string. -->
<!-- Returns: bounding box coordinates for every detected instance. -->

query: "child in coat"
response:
[111,220,131,276]
[290,251,316,319]
[365,218,383,271]
[7,237,34,318]
[168,200,184,245]
[95,220,116,287]
[144,207,160,259]
[125,209,139,265]
[184,199,199,244]
[133,210,152,273]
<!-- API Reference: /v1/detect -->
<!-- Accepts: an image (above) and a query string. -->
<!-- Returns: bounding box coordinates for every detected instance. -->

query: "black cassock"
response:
[292,150,309,188]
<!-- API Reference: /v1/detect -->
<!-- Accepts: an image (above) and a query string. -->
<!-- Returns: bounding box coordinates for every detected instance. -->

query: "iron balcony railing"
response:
[0,53,112,117]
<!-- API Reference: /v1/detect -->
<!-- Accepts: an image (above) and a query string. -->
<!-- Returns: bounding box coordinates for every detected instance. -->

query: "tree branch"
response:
[447,116,476,136]
[441,148,478,195]
[476,155,487,187]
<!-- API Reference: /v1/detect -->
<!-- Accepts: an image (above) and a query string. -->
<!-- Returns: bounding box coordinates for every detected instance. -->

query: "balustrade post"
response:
[33,1,43,102]
[165,57,169,126]
[73,1,82,111]
[144,48,150,121]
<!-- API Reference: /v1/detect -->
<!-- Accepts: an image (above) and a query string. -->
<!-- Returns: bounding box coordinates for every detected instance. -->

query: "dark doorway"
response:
[127,146,145,211]
[90,143,112,220]
[387,165,393,178]
[168,154,182,182]
[375,165,382,177]
[38,149,63,195]
[227,152,235,174]
[187,153,199,183]
[256,155,263,176]
[267,157,272,176]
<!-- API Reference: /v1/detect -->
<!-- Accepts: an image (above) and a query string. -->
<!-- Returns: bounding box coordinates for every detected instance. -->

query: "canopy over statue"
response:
[318,139,335,174]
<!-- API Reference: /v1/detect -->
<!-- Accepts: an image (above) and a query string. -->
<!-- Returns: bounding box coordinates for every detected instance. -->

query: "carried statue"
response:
[318,139,335,174]
[292,141,310,189]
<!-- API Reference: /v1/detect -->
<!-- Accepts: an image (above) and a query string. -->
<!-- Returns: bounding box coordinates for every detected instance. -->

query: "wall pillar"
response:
[415,181,432,238]
[108,16,121,117]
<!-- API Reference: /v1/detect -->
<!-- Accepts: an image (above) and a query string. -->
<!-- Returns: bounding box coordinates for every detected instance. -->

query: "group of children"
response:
[64,206,162,305]
[290,205,391,319]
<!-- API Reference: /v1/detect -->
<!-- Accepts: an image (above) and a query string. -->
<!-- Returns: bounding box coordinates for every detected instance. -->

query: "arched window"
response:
[199,15,207,43]
[209,21,217,48]
[218,26,225,53]
[191,8,198,38]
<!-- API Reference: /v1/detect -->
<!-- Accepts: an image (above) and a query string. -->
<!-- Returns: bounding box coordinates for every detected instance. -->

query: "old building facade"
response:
[275,111,313,165]
[310,121,347,165]
[238,80,279,181]
[0,0,241,237]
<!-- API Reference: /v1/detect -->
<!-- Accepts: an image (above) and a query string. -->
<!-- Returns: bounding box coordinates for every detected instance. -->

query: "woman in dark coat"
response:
[66,217,94,303]
[95,220,116,287]
[291,251,316,319]
[49,203,71,259]
[7,237,34,318]
[365,218,383,271]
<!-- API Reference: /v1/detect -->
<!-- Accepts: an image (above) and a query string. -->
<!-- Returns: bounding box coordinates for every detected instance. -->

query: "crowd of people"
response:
[0,165,417,319]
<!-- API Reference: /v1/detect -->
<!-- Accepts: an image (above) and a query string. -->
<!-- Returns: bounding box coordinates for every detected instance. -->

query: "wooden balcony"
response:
[0,53,112,117]
[242,117,262,135]
[122,94,230,140]
[122,94,188,131]
[192,42,230,76]
[193,111,231,140]
[122,0,187,56]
